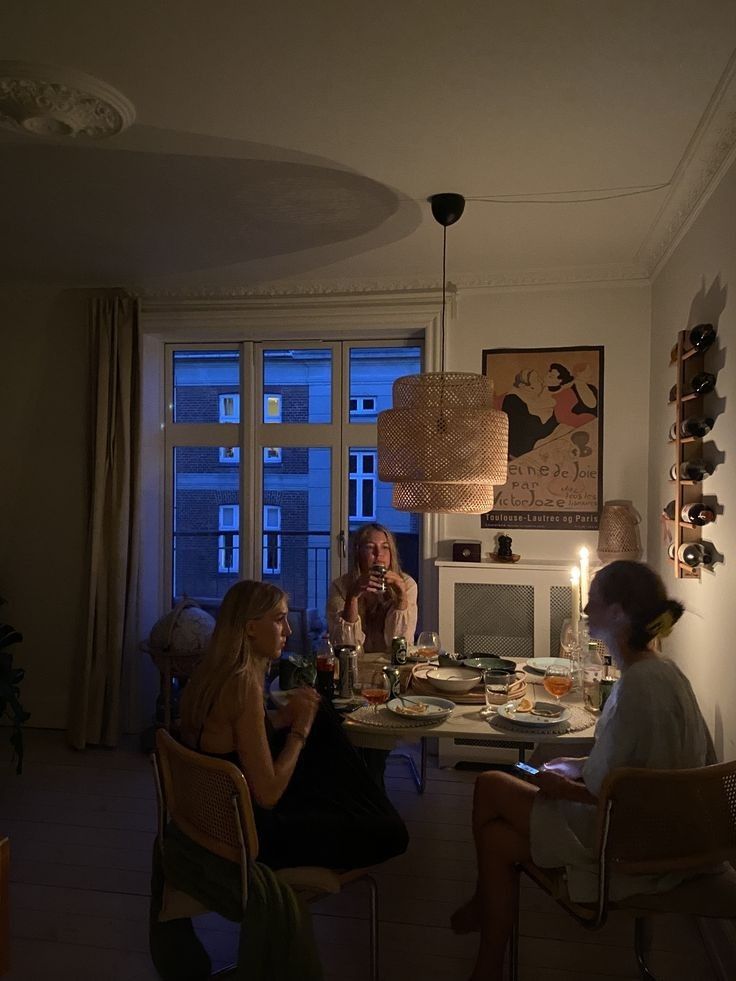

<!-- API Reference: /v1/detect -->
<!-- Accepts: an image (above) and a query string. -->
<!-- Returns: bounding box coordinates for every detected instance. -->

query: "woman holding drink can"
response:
[451,561,712,981]
[327,522,418,653]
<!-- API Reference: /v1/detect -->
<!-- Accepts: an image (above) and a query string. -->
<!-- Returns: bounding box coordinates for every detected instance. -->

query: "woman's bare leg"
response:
[451,771,537,934]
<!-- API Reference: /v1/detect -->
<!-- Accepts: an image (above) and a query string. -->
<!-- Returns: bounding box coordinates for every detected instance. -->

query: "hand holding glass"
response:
[416,630,440,660]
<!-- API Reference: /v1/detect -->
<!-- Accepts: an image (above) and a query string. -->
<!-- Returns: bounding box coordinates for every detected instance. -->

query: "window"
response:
[349,395,377,415]
[218,504,240,574]
[219,445,240,464]
[264,393,282,423]
[263,505,281,574]
[263,446,282,464]
[219,393,240,423]
[349,450,377,521]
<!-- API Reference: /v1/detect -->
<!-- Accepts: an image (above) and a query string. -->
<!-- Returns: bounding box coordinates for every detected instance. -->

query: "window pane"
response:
[348,445,421,584]
[262,447,331,643]
[173,447,240,602]
[173,350,240,423]
[349,346,422,423]
[263,349,332,424]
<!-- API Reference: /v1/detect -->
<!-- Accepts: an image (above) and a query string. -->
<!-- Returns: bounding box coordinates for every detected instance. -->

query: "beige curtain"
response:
[68,294,140,749]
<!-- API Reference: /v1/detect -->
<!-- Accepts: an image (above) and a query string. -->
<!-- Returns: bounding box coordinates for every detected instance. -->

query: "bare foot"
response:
[450,895,480,934]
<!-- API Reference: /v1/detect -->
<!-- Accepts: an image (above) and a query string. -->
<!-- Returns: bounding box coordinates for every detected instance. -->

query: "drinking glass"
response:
[543,662,573,710]
[362,668,390,715]
[416,630,441,661]
[481,670,512,717]
[559,617,582,691]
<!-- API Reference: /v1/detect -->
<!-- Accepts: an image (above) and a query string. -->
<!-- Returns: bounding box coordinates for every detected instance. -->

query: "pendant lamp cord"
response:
[441,224,447,374]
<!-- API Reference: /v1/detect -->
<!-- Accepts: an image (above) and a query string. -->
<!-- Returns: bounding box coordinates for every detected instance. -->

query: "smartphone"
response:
[514,761,539,776]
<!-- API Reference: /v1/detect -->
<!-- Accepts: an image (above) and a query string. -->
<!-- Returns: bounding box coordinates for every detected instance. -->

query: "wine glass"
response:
[416,630,441,661]
[543,662,573,713]
[362,668,390,715]
[559,617,581,691]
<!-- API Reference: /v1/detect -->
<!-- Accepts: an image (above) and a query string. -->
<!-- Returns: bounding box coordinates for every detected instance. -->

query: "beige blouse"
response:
[327,573,418,653]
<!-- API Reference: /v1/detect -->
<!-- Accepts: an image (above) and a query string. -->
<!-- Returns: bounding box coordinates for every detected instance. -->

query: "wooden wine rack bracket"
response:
[668,330,704,580]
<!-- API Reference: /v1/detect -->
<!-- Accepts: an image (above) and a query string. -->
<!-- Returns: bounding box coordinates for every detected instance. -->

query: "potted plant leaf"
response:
[0,597,30,774]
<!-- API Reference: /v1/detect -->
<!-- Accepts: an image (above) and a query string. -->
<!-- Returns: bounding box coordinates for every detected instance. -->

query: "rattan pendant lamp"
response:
[377,193,509,513]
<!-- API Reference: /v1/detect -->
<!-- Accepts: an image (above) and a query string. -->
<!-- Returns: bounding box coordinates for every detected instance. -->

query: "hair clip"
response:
[646,610,674,639]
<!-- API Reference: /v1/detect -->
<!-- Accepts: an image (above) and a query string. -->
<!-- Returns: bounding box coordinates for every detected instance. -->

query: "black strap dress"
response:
[198,699,408,872]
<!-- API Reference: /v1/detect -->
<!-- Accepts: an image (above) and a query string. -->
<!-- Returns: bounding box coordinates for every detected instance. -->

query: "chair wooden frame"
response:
[510,761,736,981]
[0,837,9,978]
[152,728,379,981]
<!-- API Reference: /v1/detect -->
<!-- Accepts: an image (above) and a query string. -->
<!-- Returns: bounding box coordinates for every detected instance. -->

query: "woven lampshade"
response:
[597,500,642,563]
[378,372,508,514]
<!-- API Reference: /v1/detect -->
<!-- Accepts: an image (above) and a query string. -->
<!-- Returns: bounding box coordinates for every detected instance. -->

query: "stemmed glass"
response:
[416,630,441,661]
[559,618,581,690]
[362,668,390,715]
[543,662,574,714]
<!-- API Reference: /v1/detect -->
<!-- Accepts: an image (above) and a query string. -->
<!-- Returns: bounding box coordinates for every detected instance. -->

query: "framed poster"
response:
[481,346,604,530]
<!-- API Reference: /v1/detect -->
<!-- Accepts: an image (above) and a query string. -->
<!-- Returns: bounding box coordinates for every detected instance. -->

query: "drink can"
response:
[383,665,401,700]
[391,636,408,665]
[335,645,358,697]
[599,677,616,711]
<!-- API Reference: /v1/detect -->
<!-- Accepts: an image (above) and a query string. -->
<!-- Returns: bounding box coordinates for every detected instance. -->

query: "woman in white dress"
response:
[327,522,418,653]
[451,560,711,981]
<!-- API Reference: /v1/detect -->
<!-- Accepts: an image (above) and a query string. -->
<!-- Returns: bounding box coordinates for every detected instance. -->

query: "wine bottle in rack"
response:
[680,503,715,527]
[689,372,716,395]
[669,324,717,361]
[668,416,714,440]
[669,459,713,481]
[677,542,714,568]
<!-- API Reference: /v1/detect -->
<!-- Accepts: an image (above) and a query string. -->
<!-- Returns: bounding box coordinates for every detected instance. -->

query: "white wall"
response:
[443,283,652,567]
[0,286,89,729]
[649,157,736,761]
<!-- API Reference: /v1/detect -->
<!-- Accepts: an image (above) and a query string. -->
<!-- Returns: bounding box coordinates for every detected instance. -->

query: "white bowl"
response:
[426,666,482,694]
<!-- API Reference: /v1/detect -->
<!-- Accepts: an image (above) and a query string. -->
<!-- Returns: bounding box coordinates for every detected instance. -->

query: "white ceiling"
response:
[2,1,736,291]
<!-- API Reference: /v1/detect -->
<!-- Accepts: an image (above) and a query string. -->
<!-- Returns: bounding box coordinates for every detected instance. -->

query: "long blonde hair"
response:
[349,522,405,609]
[180,580,286,734]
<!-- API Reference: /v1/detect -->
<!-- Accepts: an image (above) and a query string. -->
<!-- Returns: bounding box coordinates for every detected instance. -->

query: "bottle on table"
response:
[315,635,336,698]
[583,640,604,713]
[598,655,617,711]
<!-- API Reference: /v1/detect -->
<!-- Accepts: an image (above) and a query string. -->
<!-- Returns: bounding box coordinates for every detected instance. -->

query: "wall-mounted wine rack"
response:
[667,328,715,579]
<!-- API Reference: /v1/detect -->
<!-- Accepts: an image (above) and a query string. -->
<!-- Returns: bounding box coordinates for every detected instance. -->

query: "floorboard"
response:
[0,730,719,980]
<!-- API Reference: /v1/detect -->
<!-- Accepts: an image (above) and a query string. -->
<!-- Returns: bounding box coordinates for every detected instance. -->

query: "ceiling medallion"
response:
[0,61,135,139]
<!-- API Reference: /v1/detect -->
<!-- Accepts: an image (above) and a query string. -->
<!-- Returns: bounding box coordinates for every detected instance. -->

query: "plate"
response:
[463,656,518,674]
[524,657,573,675]
[269,679,365,713]
[386,695,454,720]
[496,701,570,726]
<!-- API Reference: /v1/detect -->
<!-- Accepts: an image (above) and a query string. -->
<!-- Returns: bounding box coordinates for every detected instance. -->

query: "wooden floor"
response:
[1,729,718,981]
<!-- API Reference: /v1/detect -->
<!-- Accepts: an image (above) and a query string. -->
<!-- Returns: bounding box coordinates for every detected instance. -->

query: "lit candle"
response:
[579,547,590,612]
[570,567,580,637]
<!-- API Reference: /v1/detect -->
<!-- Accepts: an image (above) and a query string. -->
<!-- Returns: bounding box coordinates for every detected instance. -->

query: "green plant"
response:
[0,596,30,774]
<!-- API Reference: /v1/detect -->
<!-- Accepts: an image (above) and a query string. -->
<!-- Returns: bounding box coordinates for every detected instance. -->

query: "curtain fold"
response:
[68,293,140,749]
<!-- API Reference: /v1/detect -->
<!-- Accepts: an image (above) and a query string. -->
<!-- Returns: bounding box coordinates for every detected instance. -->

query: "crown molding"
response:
[638,48,736,276]
[139,260,649,303]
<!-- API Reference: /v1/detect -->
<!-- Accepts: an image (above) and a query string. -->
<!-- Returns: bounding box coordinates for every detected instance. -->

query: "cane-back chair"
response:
[511,761,736,981]
[152,728,379,980]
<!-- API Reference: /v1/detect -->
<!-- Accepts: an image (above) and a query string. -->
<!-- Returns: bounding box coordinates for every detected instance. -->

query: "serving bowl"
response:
[425,666,482,694]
